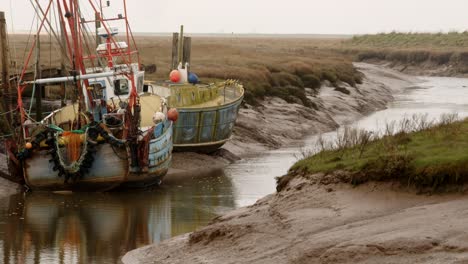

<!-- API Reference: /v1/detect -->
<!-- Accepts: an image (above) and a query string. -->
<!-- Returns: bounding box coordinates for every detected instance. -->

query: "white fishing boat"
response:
[6,0,175,191]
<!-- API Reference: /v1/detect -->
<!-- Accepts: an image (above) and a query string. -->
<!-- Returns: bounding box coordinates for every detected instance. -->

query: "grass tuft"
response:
[288,114,468,190]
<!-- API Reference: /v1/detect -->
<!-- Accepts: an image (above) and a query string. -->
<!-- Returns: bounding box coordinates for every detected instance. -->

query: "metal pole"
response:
[35,34,42,120]
[26,71,122,85]
[60,14,67,106]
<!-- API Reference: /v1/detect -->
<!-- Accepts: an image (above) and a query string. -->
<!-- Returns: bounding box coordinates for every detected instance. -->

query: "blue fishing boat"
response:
[145,27,244,153]
[147,80,243,153]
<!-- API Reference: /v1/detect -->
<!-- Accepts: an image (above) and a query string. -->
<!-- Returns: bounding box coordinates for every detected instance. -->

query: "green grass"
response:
[347,32,468,50]
[288,117,468,190]
[341,32,468,74]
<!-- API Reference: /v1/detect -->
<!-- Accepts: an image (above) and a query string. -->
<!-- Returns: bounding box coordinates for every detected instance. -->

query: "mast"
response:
[59,14,67,106]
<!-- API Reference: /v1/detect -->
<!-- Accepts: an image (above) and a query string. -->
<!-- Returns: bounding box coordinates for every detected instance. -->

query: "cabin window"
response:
[91,83,105,98]
[114,79,129,95]
[137,76,144,93]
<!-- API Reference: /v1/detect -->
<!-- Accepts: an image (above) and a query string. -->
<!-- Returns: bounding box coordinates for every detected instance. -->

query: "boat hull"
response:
[24,144,128,191]
[23,122,173,192]
[172,94,243,153]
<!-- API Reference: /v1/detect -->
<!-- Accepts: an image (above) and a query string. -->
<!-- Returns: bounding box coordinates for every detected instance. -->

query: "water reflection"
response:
[0,170,235,263]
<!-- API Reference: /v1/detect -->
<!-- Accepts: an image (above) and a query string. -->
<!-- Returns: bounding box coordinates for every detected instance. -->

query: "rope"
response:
[0,133,14,139]
[28,27,39,116]
[29,0,69,61]
[0,108,18,116]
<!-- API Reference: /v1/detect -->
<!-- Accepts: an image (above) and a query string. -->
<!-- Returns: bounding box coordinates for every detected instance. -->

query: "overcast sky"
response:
[0,0,467,34]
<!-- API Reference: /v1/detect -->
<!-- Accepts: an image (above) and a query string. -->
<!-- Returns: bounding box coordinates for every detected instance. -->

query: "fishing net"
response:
[56,130,89,173]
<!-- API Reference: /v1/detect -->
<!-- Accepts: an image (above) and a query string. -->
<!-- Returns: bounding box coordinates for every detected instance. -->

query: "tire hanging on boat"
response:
[17,122,126,184]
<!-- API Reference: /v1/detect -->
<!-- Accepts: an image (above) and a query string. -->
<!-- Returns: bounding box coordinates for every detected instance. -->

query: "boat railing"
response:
[168,82,244,108]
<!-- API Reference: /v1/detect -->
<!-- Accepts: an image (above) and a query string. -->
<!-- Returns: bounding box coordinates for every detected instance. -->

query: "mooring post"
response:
[0,11,12,124]
[171,32,179,70]
[177,25,184,66]
[183,36,191,70]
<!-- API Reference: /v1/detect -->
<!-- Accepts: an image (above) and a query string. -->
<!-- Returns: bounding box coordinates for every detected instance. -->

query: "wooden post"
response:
[0,11,12,124]
[177,25,184,66]
[171,32,178,70]
[35,34,42,120]
[183,36,191,69]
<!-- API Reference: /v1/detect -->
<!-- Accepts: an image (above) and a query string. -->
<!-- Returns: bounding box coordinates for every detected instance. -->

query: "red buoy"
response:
[167,108,179,122]
[169,70,181,83]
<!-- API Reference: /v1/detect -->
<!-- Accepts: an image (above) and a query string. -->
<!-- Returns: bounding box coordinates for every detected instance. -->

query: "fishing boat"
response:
[5,0,174,191]
[145,27,244,153]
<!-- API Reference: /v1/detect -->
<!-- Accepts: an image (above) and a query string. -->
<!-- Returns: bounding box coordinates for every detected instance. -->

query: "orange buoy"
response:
[169,70,181,83]
[167,108,179,122]
[25,142,33,149]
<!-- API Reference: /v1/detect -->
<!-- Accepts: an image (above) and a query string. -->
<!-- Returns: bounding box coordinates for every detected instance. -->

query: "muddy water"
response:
[1,77,468,263]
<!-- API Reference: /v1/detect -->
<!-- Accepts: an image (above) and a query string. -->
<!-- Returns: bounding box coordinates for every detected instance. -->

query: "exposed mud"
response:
[224,63,417,156]
[123,172,468,264]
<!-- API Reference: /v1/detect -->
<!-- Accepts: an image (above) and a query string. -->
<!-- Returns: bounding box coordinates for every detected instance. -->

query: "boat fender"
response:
[167,108,179,122]
[152,112,166,124]
[170,70,181,83]
[188,72,199,84]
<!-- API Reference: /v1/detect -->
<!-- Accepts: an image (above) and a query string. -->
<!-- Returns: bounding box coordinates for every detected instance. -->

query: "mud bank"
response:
[0,154,22,198]
[123,173,468,264]
[360,59,468,78]
[224,63,418,156]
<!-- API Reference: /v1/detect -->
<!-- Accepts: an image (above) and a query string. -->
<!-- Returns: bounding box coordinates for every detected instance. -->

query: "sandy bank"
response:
[123,172,468,264]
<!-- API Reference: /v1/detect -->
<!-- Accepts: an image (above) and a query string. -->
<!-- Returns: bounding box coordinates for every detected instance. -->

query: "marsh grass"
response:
[343,32,468,73]
[290,113,468,189]
[6,35,361,105]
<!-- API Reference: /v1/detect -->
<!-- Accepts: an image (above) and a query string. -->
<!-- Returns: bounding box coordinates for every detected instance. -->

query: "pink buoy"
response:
[169,70,181,83]
[167,108,179,122]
